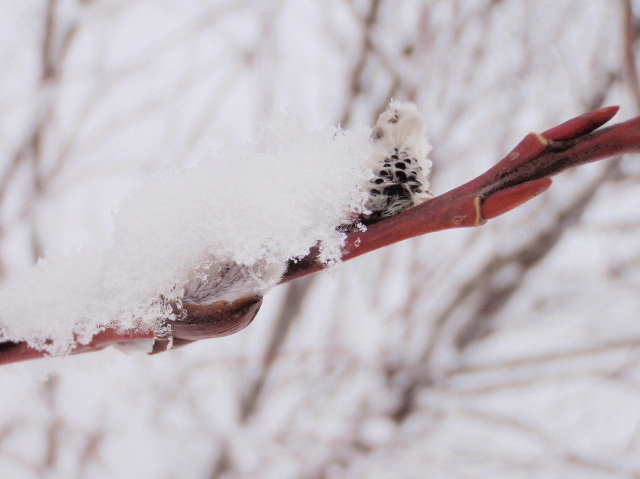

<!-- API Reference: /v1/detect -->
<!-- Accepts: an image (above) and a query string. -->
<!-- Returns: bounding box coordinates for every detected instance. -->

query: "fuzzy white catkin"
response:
[180,260,286,305]
[362,101,433,222]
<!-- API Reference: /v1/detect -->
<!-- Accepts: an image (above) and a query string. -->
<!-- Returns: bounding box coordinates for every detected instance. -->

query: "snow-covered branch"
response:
[1,106,638,366]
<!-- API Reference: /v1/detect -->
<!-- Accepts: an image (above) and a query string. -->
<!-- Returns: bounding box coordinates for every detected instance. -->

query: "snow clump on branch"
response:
[0,110,369,353]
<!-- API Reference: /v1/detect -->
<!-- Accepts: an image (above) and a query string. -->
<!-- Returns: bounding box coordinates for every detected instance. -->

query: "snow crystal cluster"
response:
[0,102,432,355]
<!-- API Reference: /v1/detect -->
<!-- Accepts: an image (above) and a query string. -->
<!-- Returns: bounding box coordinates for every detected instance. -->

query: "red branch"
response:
[283,106,634,281]
[1,106,639,365]
[0,328,155,366]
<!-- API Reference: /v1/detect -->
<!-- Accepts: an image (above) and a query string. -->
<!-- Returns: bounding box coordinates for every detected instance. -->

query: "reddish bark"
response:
[0,328,155,367]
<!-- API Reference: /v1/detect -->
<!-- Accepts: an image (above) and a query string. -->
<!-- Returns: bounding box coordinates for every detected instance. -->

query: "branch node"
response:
[474,196,487,226]
[532,132,549,146]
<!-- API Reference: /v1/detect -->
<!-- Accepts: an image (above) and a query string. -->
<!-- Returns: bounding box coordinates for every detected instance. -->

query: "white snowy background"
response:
[1,1,640,478]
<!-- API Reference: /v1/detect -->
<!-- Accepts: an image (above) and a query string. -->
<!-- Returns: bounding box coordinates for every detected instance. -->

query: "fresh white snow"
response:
[0,111,372,353]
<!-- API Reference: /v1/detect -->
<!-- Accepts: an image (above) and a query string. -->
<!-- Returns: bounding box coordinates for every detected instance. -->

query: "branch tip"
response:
[542,105,619,141]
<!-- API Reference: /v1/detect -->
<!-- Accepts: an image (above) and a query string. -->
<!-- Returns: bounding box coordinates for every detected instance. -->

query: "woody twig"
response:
[1,106,639,365]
